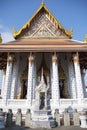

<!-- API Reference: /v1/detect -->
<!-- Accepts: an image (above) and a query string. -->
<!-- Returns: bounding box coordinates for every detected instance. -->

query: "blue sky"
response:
[0,0,87,87]
[0,0,87,42]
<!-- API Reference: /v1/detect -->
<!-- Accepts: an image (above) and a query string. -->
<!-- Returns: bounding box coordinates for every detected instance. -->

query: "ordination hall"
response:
[0,2,87,128]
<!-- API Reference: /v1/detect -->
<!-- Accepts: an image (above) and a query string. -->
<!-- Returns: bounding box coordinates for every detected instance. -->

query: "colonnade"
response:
[1,52,85,108]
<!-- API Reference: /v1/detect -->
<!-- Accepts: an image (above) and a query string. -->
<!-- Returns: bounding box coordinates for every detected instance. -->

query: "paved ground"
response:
[0,126,87,130]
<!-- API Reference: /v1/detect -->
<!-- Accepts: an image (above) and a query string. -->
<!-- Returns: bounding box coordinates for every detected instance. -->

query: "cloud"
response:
[0,24,3,29]
[1,32,14,43]
[0,23,15,43]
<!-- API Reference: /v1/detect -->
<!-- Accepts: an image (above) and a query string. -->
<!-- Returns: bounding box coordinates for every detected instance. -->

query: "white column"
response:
[73,53,84,99]
[3,53,14,104]
[81,69,86,98]
[1,69,6,98]
[10,55,19,99]
[27,53,34,107]
[68,61,77,98]
[52,53,60,107]
[32,61,37,99]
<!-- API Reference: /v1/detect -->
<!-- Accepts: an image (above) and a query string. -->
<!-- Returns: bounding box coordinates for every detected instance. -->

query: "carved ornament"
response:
[73,53,79,64]
[7,53,15,64]
[2,69,6,76]
[28,54,35,65]
[30,25,56,38]
[0,34,2,43]
[52,53,57,64]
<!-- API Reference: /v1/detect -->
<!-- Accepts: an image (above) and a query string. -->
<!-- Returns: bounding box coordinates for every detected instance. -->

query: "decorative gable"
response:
[13,3,72,39]
[26,24,56,38]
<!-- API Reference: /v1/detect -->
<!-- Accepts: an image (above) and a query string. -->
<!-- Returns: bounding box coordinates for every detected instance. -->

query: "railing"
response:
[0,99,3,106]
[81,98,87,103]
[7,99,27,106]
[60,99,78,106]
[2,98,87,110]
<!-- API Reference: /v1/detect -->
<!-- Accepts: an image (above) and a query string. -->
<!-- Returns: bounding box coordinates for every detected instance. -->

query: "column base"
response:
[50,99,60,110]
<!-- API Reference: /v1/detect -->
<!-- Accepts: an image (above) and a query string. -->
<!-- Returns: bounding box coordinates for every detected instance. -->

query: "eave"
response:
[0,39,87,52]
[0,39,87,69]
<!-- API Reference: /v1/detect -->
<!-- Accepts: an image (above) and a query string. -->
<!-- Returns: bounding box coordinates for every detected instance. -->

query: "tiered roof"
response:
[0,2,87,69]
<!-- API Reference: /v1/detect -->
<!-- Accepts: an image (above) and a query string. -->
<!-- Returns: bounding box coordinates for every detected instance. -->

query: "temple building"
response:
[0,2,87,125]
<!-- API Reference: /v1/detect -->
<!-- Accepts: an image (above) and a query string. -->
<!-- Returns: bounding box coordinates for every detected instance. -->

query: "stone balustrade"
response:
[81,98,87,104]
[60,99,78,106]
[80,110,87,128]
[0,98,87,115]
[0,99,3,106]
[7,99,27,106]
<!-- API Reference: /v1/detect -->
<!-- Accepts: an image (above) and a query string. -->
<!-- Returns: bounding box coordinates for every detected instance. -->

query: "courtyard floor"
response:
[0,126,87,130]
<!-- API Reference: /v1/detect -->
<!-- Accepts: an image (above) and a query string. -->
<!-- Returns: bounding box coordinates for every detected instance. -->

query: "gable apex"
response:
[13,3,72,39]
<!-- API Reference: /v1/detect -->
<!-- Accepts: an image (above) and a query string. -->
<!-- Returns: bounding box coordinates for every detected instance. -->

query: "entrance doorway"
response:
[59,79,65,98]
[40,92,45,109]
[22,80,27,99]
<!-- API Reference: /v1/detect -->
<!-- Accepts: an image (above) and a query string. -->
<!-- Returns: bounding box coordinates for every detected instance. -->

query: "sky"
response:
[0,0,87,87]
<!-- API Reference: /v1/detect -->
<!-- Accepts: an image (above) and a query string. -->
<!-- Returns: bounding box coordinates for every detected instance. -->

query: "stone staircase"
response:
[30,110,56,128]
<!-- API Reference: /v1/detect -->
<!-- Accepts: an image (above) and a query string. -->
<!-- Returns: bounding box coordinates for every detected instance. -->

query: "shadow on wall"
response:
[0,70,2,89]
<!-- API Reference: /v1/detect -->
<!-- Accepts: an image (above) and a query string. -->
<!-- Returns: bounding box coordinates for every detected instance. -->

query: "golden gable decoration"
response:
[13,2,72,39]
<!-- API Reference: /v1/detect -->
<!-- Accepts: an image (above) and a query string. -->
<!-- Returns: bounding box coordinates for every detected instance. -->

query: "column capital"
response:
[7,53,14,63]
[2,69,6,76]
[28,53,35,65]
[73,52,79,64]
[81,68,86,75]
[52,53,58,64]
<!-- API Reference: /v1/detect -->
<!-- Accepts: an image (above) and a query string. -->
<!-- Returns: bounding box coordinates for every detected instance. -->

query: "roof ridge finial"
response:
[0,34,2,43]
[42,0,44,5]
[84,34,87,43]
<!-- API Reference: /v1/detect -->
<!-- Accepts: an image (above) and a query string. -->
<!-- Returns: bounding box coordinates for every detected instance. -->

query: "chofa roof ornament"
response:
[0,34,2,43]
[84,34,87,43]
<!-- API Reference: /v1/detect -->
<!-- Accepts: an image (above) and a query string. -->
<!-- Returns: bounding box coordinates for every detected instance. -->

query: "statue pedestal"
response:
[30,69,56,128]
[80,115,87,128]
[31,110,56,128]
[80,110,87,128]
[0,116,5,128]
[0,109,5,129]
